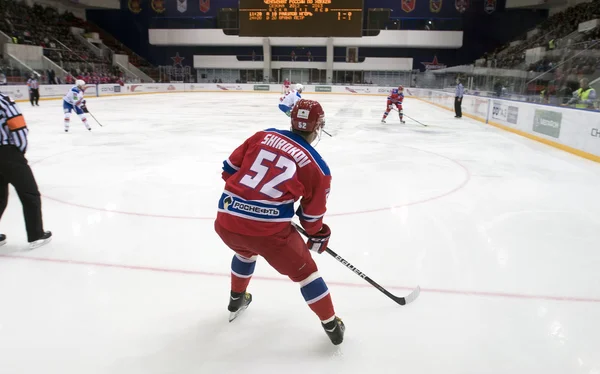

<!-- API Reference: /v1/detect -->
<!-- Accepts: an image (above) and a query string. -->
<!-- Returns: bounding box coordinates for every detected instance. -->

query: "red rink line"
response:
[1,254,598,304]
[37,145,472,220]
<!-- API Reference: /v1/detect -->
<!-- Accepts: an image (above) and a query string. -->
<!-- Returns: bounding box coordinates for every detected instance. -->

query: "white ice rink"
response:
[1,91,599,374]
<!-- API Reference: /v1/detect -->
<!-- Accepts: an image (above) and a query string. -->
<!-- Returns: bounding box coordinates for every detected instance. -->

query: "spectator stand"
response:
[84,19,159,82]
[0,0,157,84]
[525,39,600,106]
[158,64,192,83]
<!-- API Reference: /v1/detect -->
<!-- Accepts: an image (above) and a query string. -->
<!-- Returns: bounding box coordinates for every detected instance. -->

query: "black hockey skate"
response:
[322,317,345,345]
[228,291,252,322]
[0,234,6,246]
[29,231,52,250]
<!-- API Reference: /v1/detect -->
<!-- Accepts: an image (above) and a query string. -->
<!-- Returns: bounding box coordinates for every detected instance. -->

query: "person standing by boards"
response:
[27,74,40,107]
[565,78,596,109]
[0,92,52,249]
[455,77,464,118]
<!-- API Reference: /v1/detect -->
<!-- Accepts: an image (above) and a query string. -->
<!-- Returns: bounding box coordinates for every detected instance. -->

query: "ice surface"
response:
[0,92,599,374]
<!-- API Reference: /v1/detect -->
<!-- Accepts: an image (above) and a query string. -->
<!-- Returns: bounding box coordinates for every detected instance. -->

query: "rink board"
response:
[1,82,598,162]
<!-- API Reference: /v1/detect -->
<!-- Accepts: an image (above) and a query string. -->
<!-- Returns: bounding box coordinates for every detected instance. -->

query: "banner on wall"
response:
[533,109,562,138]
[128,0,142,14]
[402,0,416,13]
[199,0,210,13]
[151,0,166,13]
[492,101,519,124]
[177,0,187,13]
[253,85,270,91]
[430,0,442,13]
[455,0,468,13]
[484,0,496,14]
[0,86,26,100]
[315,86,333,92]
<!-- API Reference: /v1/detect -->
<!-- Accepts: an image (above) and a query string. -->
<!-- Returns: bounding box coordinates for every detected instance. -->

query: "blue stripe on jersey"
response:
[296,92,301,98]
[231,255,256,278]
[219,193,295,221]
[222,160,238,175]
[301,277,329,304]
[264,129,331,176]
[296,206,324,222]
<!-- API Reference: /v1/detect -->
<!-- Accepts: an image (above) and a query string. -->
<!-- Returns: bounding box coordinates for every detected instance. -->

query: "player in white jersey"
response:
[278,83,303,117]
[63,79,90,132]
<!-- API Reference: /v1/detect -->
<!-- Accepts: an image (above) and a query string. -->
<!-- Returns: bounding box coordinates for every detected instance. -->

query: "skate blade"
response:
[228,305,249,323]
[28,237,52,250]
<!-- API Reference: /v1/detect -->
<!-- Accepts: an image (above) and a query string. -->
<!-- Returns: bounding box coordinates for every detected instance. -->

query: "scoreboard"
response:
[239,0,364,37]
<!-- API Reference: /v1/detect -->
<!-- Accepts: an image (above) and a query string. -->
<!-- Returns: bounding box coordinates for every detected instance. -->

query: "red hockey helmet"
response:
[291,99,325,133]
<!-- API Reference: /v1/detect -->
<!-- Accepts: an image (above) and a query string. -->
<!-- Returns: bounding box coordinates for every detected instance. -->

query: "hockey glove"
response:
[81,102,89,113]
[307,224,331,254]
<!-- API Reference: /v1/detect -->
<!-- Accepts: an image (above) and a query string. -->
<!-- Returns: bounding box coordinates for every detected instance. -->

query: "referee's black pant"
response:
[29,88,39,106]
[454,96,462,118]
[0,146,45,242]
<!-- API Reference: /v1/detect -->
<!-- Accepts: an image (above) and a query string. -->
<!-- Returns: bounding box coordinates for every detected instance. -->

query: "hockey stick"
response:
[403,113,428,128]
[323,129,332,137]
[87,111,103,127]
[392,107,427,127]
[292,222,421,306]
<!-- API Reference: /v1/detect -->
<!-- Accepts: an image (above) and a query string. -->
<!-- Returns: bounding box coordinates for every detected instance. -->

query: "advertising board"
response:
[315,86,332,93]
[492,100,519,125]
[532,109,562,138]
[253,85,270,91]
[0,85,28,100]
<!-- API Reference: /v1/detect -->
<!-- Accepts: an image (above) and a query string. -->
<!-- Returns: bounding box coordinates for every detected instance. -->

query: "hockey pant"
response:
[0,146,46,242]
[383,103,403,121]
[279,104,292,117]
[29,89,39,105]
[214,220,336,323]
[63,101,89,130]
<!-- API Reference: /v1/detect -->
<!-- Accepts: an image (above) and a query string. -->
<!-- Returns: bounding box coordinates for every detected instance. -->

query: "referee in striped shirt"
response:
[0,92,51,248]
[27,74,40,107]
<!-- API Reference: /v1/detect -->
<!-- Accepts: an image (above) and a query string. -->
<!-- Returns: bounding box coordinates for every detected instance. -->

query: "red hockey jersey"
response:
[387,89,404,105]
[217,128,331,237]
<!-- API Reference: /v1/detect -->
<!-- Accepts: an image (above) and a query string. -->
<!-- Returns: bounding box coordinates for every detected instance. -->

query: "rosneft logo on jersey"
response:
[223,195,233,210]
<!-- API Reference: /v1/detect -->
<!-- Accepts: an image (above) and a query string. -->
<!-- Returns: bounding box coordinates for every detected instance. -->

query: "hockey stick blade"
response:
[392,108,427,127]
[326,247,420,306]
[403,113,428,127]
[88,111,103,127]
[292,223,420,306]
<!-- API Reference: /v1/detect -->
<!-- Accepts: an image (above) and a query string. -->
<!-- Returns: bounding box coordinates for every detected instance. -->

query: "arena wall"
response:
[149,29,464,48]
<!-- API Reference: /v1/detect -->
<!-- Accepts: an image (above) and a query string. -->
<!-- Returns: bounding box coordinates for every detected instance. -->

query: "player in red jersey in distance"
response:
[381,85,405,124]
[214,99,345,345]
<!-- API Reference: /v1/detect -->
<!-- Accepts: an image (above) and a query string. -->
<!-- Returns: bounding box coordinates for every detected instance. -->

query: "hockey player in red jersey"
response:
[381,85,405,124]
[214,99,345,345]
[283,78,291,94]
